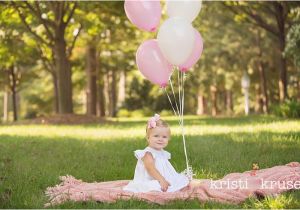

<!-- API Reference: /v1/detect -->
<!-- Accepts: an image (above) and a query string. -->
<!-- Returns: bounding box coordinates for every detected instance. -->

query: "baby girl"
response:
[123,114,190,193]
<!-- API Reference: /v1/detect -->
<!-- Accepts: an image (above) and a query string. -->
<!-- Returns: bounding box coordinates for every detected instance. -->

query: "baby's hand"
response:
[159,178,171,192]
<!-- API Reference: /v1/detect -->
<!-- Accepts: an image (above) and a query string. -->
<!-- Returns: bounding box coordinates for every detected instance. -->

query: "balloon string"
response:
[163,88,178,118]
[169,77,180,117]
[178,68,182,125]
[165,69,190,178]
[177,69,189,171]
[180,71,189,171]
[181,71,184,117]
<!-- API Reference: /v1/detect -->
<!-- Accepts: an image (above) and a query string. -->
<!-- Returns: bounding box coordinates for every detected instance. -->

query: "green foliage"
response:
[130,109,149,117]
[271,100,300,118]
[160,110,174,116]
[285,23,300,67]
[116,108,131,117]
[124,76,156,111]
[123,72,198,115]
[243,194,300,209]
[1,2,300,118]
[117,108,152,118]
[24,109,37,119]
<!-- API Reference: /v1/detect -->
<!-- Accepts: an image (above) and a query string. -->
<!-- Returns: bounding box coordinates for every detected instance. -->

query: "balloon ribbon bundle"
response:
[124,0,204,180]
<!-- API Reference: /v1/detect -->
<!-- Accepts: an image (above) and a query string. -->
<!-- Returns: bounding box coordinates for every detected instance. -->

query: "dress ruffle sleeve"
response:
[134,148,171,160]
[134,149,156,160]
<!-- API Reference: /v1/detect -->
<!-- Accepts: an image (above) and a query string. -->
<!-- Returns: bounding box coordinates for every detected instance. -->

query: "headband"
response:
[147,114,160,129]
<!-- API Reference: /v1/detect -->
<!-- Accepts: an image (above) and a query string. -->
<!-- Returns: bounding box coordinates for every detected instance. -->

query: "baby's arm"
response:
[142,152,170,192]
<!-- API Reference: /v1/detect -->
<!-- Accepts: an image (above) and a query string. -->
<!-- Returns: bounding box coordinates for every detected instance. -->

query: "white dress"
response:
[123,146,189,193]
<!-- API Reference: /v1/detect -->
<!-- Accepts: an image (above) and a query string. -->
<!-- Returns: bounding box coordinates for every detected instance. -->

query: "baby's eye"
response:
[163,136,167,138]
[154,135,159,137]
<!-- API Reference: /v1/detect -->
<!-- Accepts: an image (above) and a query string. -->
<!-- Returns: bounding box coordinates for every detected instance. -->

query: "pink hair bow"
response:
[147,114,160,129]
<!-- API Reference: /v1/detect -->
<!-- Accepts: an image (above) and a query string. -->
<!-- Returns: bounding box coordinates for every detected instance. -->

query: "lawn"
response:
[0,115,299,208]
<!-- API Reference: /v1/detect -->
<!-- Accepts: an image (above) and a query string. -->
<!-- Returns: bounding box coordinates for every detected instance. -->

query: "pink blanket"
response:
[45,162,300,207]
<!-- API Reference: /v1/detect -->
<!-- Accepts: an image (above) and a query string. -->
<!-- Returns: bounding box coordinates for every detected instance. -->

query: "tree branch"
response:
[11,2,52,47]
[58,2,64,26]
[23,1,55,42]
[223,4,258,27]
[46,1,56,17]
[36,43,55,74]
[67,23,82,58]
[51,2,63,26]
[225,3,279,37]
[242,7,279,36]
[64,2,77,26]
[33,1,56,28]
[260,3,277,17]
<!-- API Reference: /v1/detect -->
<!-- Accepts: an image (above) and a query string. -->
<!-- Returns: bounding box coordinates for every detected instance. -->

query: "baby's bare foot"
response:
[189,179,207,188]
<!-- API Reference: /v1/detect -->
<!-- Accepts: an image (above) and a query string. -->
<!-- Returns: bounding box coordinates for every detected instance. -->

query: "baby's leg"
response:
[180,179,208,191]
[188,179,207,188]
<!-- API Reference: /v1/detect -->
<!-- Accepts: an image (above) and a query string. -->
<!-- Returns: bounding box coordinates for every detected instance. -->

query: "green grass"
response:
[0,115,299,208]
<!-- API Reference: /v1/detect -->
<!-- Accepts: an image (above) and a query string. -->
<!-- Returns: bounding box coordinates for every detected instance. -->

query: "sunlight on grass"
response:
[193,168,220,179]
[243,194,299,209]
[0,116,299,142]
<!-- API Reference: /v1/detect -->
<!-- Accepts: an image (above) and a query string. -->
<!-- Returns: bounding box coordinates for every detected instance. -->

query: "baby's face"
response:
[147,126,170,150]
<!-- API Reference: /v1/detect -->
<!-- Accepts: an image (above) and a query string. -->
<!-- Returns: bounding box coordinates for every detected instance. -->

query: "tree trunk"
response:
[196,91,205,115]
[12,2,77,114]
[51,72,59,114]
[223,91,226,114]
[111,70,117,117]
[9,66,17,121]
[226,90,233,115]
[96,52,105,117]
[118,70,126,108]
[255,84,262,113]
[228,3,289,102]
[85,45,97,115]
[3,91,9,122]
[54,28,73,114]
[256,31,269,114]
[298,80,300,102]
[278,39,288,102]
[257,61,269,113]
[105,70,111,116]
[97,71,106,117]
[97,80,106,117]
[210,85,217,116]
[274,2,288,101]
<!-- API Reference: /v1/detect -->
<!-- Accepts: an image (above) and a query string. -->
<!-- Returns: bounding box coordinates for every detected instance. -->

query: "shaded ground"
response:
[7,114,106,125]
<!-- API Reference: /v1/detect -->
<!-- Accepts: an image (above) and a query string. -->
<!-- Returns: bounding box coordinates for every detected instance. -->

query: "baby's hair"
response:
[146,119,170,139]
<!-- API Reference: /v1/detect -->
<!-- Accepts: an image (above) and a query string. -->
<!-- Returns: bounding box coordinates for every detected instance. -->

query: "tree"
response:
[72,2,136,117]
[224,1,299,102]
[96,1,145,117]
[193,2,248,115]
[284,14,300,101]
[11,1,81,113]
[0,4,38,121]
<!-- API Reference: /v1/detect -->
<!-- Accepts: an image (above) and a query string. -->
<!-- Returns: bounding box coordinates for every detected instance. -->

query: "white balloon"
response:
[157,17,195,66]
[166,0,202,22]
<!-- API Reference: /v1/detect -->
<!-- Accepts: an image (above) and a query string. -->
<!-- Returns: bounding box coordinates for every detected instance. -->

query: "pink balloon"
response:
[179,29,204,72]
[124,0,161,32]
[136,40,173,87]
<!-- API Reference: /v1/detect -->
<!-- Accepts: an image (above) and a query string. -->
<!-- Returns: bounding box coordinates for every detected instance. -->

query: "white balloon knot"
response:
[181,166,195,181]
